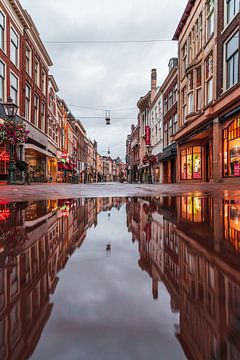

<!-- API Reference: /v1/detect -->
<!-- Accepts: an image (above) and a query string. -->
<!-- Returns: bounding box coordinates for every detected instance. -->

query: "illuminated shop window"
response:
[180,146,202,180]
[223,117,240,177]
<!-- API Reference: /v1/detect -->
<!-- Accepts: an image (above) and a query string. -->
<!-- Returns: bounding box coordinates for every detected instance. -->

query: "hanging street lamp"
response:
[105,110,111,125]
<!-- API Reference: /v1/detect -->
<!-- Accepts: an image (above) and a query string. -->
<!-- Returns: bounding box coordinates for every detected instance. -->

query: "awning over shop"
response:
[25,144,53,158]
[158,143,177,162]
[58,162,68,170]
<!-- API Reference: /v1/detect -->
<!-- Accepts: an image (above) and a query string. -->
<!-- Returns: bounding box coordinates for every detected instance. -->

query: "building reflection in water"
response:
[0,195,240,359]
[0,197,124,360]
[126,196,240,360]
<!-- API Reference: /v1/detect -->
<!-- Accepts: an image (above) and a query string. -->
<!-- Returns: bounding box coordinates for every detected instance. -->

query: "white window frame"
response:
[41,70,46,95]
[34,60,40,87]
[205,54,213,104]
[10,28,19,67]
[41,102,45,131]
[225,0,240,25]
[206,0,215,40]
[10,72,18,105]
[34,95,39,126]
[0,10,5,52]
[0,60,5,102]
[25,84,31,121]
[225,30,239,89]
[25,45,32,76]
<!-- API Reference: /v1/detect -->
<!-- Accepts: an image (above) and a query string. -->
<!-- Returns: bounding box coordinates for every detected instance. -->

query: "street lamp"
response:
[3,98,18,119]
[3,98,19,185]
[105,110,111,125]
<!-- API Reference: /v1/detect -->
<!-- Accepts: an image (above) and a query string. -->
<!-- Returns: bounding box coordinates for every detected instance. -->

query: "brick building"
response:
[160,58,178,183]
[0,0,52,180]
[173,0,240,183]
[126,123,140,182]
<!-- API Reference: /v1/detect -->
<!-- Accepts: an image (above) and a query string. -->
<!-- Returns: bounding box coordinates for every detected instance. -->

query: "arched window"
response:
[223,117,240,177]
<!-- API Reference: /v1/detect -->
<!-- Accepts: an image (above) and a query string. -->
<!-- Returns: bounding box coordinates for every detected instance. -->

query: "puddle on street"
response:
[0,196,240,360]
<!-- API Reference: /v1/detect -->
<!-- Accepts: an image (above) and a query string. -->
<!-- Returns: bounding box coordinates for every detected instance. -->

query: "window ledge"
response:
[219,83,239,98]
[221,14,240,34]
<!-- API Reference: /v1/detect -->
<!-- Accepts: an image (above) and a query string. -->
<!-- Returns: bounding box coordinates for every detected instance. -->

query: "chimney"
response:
[151,68,157,102]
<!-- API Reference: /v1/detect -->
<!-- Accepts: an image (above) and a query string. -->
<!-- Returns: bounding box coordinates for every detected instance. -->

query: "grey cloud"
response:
[21,0,187,159]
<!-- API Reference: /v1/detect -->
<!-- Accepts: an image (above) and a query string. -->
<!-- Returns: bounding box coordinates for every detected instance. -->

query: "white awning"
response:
[25,144,54,158]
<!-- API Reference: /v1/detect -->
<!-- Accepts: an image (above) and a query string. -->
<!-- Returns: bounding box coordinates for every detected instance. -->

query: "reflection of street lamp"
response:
[3,98,19,185]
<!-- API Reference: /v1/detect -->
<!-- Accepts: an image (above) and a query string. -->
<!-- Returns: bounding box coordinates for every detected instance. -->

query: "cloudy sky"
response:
[21,0,187,160]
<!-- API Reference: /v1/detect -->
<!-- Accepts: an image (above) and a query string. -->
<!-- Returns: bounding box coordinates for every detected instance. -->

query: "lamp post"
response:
[3,98,19,185]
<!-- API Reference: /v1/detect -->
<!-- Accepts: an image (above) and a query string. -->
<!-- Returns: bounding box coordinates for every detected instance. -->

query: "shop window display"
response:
[223,117,240,177]
[180,146,202,180]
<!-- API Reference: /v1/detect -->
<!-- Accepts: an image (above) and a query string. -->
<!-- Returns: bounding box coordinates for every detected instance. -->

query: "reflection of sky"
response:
[31,205,185,360]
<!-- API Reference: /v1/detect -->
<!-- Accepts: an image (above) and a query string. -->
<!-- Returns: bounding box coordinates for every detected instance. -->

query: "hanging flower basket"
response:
[142,154,157,166]
[0,121,29,145]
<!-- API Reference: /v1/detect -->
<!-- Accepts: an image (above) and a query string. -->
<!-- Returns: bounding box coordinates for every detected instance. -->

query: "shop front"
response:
[25,146,47,182]
[177,124,213,183]
[223,116,240,179]
[56,152,77,183]
[159,143,177,184]
[47,156,58,181]
[153,165,160,183]
[139,164,150,184]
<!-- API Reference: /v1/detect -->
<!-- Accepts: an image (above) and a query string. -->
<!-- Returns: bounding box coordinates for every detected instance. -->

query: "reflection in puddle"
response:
[0,196,239,359]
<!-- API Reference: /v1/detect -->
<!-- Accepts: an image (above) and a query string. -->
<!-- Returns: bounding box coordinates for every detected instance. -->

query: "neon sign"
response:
[0,151,10,161]
[0,209,10,221]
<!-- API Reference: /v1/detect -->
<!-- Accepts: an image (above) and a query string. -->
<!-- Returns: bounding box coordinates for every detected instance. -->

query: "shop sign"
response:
[61,152,69,163]
[193,171,201,179]
[145,126,151,145]
[0,209,10,221]
[57,150,62,159]
[234,164,240,177]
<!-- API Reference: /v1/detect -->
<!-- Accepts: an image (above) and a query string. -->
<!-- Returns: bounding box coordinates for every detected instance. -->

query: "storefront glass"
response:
[223,117,240,177]
[25,149,46,181]
[180,146,202,180]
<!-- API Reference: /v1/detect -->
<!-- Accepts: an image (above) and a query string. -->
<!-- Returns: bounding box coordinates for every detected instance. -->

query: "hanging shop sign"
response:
[145,126,151,145]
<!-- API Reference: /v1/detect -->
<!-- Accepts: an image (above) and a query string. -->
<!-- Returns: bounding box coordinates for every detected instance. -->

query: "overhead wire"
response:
[69,104,136,112]
[44,39,173,44]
